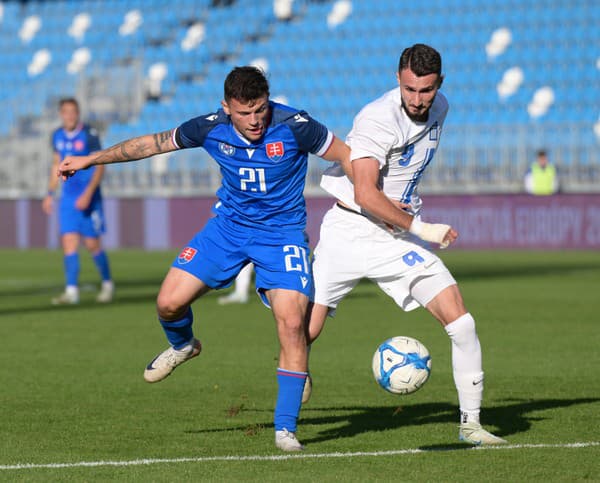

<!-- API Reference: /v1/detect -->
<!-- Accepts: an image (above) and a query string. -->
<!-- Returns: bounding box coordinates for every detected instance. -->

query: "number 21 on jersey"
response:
[239,167,267,193]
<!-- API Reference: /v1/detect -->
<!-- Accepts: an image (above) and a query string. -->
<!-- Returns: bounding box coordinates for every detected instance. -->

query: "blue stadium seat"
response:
[0,0,598,168]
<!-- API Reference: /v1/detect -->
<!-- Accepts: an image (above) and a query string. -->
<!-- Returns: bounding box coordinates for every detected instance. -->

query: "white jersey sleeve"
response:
[347,108,398,167]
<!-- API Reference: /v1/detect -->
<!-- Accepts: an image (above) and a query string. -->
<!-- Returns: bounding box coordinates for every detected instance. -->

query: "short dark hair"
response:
[224,66,270,103]
[537,149,547,157]
[59,97,79,110]
[398,44,442,77]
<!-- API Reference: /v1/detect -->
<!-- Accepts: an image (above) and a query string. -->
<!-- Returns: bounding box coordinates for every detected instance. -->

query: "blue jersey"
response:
[173,102,333,231]
[52,123,102,199]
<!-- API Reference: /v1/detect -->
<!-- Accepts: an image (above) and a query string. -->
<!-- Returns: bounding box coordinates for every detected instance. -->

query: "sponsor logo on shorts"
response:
[219,142,236,156]
[266,141,284,161]
[177,247,197,264]
[300,276,308,288]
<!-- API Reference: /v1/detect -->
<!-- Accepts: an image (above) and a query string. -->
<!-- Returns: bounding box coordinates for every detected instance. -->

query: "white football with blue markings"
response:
[372,336,431,395]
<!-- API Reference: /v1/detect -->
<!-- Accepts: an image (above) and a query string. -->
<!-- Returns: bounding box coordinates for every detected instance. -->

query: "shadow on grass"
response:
[0,293,159,316]
[184,397,599,447]
[0,276,223,316]
[301,397,600,446]
[0,276,164,299]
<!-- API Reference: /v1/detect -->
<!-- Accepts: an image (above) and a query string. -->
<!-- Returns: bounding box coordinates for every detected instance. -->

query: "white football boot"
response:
[143,338,202,383]
[301,374,312,404]
[51,291,79,305]
[96,281,114,303]
[459,422,507,445]
[217,292,249,305]
[275,429,304,452]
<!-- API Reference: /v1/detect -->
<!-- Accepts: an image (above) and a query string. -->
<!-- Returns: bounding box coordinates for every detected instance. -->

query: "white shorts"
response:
[312,203,456,313]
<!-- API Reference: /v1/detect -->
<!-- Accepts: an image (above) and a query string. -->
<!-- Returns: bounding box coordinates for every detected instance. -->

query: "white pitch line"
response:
[1,442,598,471]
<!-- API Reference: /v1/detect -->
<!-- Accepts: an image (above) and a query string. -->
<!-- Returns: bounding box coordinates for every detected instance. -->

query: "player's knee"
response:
[278,314,305,335]
[86,241,101,254]
[428,284,468,325]
[61,235,80,253]
[444,306,468,325]
[156,293,187,320]
[445,313,480,351]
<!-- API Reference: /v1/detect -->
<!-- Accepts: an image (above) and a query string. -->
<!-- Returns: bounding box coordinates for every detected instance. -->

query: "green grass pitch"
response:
[0,249,599,481]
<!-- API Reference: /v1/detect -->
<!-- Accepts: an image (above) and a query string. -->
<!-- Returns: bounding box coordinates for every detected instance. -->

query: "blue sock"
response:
[274,368,307,432]
[64,253,80,287]
[159,307,194,349]
[92,251,112,281]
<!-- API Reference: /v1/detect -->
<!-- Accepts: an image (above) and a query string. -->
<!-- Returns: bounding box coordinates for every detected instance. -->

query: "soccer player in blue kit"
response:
[58,67,350,451]
[43,98,114,305]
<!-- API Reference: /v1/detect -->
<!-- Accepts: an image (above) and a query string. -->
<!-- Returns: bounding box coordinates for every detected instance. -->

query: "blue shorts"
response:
[172,215,313,305]
[59,197,105,238]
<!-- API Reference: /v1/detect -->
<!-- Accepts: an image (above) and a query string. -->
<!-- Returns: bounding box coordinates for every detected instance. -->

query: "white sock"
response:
[235,263,253,297]
[101,280,114,291]
[444,313,483,424]
[65,285,79,297]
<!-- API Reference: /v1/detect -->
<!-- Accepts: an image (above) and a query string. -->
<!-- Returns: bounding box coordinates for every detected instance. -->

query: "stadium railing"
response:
[1,120,597,199]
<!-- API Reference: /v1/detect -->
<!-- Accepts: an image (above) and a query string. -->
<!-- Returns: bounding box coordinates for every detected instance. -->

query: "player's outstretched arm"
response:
[58,129,178,179]
[320,136,353,180]
[353,156,457,248]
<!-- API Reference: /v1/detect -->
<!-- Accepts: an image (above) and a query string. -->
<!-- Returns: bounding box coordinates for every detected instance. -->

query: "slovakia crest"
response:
[74,139,85,152]
[219,142,236,156]
[266,141,284,161]
[177,247,197,265]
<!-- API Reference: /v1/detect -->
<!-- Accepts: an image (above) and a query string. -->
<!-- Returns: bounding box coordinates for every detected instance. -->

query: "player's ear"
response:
[221,99,230,115]
[396,71,401,86]
[438,75,444,89]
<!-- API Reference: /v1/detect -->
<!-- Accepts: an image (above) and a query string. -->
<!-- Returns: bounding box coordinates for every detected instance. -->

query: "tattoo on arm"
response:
[91,129,174,166]
[94,142,130,164]
[119,142,131,159]
[152,133,161,152]
[153,130,173,153]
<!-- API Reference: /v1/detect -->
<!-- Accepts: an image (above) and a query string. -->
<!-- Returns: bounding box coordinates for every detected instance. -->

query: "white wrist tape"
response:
[409,218,451,248]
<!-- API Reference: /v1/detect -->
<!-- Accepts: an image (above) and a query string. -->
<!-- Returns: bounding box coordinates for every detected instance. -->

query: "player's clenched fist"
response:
[58,155,94,180]
[409,218,458,249]
[441,226,458,248]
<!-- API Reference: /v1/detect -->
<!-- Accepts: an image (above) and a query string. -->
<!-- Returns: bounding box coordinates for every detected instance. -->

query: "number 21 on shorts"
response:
[283,245,309,274]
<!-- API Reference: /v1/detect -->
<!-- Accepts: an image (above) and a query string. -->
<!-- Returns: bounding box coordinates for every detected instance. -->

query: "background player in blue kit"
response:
[43,98,114,305]
[58,67,350,451]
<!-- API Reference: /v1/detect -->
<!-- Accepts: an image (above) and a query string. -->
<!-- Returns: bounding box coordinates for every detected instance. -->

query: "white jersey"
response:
[320,87,448,218]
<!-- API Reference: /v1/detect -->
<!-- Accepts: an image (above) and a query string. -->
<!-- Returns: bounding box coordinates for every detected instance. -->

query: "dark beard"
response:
[401,98,429,123]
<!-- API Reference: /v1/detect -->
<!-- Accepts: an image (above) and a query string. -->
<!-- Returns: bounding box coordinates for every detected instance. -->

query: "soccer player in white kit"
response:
[308,44,506,445]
